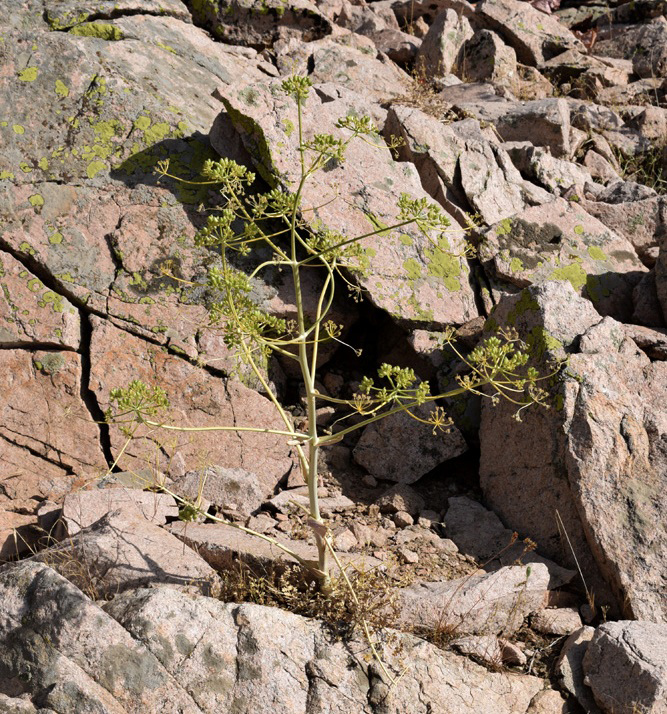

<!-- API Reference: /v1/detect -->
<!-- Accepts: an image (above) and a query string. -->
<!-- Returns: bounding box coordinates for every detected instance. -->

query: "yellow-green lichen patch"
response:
[0,170,14,180]
[156,42,177,53]
[48,231,64,245]
[142,122,173,144]
[506,289,539,325]
[33,352,65,374]
[19,242,36,256]
[281,118,295,136]
[38,157,49,170]
[550,262,587,290]
[70,23,124,40]
[425,238,462,292]
[403,258,422,280]
[495,217,513,236]
[19,162,32,173]
[27,278,43,293]
[29,194,44,207]
[39,291,65,312]
[574,224,584,235]
[527,326,563,360]
[587,245,607,261]
[18,67,38,82]
[55,80,70,98]
[398,234,413,246]
[134,115,151,131]
[509,257,523,273]
[86,160,106,178]
[12,124,25,135]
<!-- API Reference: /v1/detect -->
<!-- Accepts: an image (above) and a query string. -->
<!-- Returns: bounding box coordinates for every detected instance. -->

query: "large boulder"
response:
[214,79,478,327]
[480,282,667,621]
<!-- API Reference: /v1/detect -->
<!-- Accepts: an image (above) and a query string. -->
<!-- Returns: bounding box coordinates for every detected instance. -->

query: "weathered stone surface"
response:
[525,690,574,714]
[43,0,191,29]
[581,195,665,267]
[265,486,356,515]
[476,0,584,66]
[0,349,106,477]
[509,146,593,197]
[584,621,667,714]
[594,17,667,79]
[415,8,473,77]
[654,229,667,321]
[531,608,582,635]
[452,634,503,667]
[624,324,667,359]
[376,483,426,515]
[0,251,80,349]
[173,466,265,515]
[493,99,572,158]
[60,488,178,536]
[103,587,545,714]
[370,28,421,64]
[353,405,467,484]
[0,510,36,561]
[89,317,292,491]
[188,0,332,48]
[555,626,602,714]
[387,106,552,226]
[397,564,551,636]
[444,496,575,587]
[481,282,667,620]
[459,29,518,85]
[214,79,477,326]
[480,198,648,321]
[34,509,218,597]
[0,561,203,711]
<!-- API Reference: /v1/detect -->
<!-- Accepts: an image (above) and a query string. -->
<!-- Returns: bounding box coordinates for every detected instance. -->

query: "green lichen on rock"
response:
[55,79,70,98]
[425,237,462,292]
[18,67,38,82]
[550,261,587,291]
[86,160,106,178]
[403,258,422,280]
[587,245,607,261]
[506,289,539,326]
[33,352,65,374]
[28,194,44,207]
[69,23,124,41]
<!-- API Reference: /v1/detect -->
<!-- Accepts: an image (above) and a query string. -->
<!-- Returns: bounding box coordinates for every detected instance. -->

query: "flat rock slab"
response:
[33,509,218,597]
[584,621,667,714]
[397,564,551,636]
[213,79,478,327]
[89,317,292,492]
[60,488,178,536]
[480,197,648,322]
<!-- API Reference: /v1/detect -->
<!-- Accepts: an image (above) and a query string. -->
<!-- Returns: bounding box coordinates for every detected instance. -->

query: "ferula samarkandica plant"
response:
[106,75,554,593]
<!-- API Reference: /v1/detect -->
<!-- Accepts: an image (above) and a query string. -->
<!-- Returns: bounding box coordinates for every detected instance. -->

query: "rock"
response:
[479,197,648,322]
[0,561,206,711]
[336,0,399,34]
[582,150,622,185]
[391,0,476,26]
[102,586,545,713]
[173,466,265,515]
[377,484,427,515]
[397,564,552,636]
[0,251,80,349]
[452,634,503,667]
[386,106,552,226]
[597,17,667,79]
[481,282,667,620]
[33,509,218,597]
[500,639,527,666]
[169,521,381,576]
[580,195,664,266]
[353,405,467,484]
[370,28,422,64]
[398,545,419,563]
[597,180,658,204]
[633,271,664,327]
[265,486,356,514]
[583,621,667,714]
[332,526,357,552]
[510,145,593,197]
[89,317,292,493]
[188,0,333,48]
[494,99,572,158]
[444,496,576,587]
[393,511,414,528]
[624,324,667,360]
[525,689,574,714]
[214,79,478,327]
[459,29,518,85]
[475,0,584,66]
[555,626,602,714]
[59,488,178,536]
[531,608,582,636]
[0,509,36,561]
[415,8,473,77]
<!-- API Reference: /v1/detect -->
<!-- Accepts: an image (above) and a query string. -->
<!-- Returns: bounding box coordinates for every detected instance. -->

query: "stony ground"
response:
[1,0,667,712]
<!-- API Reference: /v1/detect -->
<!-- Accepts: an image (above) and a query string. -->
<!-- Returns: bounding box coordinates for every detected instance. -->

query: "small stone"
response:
[333,527,358,553]
[532,608,582,635]
[435,538,459,554]
[398,546,419,564]
[499,639,527,666]
[362,474,378,488]
[245,513,278,534]
[393,511,414,528]
[452,635,503,667]
[377,483,425,515]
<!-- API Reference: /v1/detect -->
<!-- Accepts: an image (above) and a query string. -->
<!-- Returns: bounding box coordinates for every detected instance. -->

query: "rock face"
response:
[481,282,667,620]
[0,562,547,713]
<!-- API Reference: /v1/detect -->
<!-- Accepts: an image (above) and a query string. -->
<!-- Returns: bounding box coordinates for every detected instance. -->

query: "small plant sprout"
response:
[105,75,555,680]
